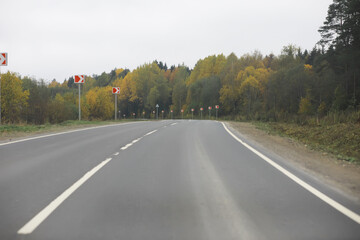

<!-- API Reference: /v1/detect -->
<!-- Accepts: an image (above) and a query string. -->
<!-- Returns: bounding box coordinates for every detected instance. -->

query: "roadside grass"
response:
[0,120,139,138]
[253,121,360,163]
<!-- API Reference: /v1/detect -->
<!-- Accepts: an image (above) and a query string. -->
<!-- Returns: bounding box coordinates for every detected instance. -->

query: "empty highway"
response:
[1,120,360,239]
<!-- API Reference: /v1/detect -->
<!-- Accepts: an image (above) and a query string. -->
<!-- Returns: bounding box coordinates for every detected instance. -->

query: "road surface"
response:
[0,120,360,239]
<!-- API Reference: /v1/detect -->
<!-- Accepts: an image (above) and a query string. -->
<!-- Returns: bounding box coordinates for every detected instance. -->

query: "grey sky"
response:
[1,0,332,82]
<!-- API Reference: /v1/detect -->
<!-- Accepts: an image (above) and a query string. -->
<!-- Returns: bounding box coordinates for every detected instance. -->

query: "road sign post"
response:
[200,107,203,119]
[79,84,81,120]
[156,104,159,120]
[215,105,219,119]
[112,87,120,120]
[0,53,8,125]
[74,75,85,121]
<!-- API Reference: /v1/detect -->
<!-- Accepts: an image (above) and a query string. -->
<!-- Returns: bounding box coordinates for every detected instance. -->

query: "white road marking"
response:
[121,143,133,150]
[0,122,140,147]
[221,122,360,224]
[17,158,113,235]
[170,123,177,126]
[17,124,165,235]
[17,125,164,235]
[132,137,142,144]
[144,130,157,136]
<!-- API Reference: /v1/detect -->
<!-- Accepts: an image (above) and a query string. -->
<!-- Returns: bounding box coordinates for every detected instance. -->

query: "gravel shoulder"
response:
[227,121,360,202]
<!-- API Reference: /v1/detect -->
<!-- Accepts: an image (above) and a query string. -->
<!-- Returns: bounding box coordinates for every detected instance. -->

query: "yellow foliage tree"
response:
[186,54,226,86]
[236,66,271,115]
[1,72,29,123]
[48,79,61,88]
[85,86,114,120]
[49,93,65,123]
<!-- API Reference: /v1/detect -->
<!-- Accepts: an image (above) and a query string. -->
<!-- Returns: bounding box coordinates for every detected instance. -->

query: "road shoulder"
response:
[227,121,360,202]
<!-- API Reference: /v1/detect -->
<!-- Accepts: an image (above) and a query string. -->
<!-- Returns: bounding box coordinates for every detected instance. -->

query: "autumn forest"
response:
[1,0,359,124]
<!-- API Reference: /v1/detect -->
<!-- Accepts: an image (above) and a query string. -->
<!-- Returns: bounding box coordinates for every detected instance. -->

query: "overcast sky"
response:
[0,0,332,82]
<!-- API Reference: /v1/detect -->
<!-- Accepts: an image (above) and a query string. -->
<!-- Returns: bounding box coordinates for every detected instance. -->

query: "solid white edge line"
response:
[17,158,113,235]
[221,122,360,225]
[113,152,119,156]
[0,122,140,147]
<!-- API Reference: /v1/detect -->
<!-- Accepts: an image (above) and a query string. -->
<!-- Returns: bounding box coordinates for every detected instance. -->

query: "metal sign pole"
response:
[78,83,81,121]
[0,66,1,125]
[115,94,117,120]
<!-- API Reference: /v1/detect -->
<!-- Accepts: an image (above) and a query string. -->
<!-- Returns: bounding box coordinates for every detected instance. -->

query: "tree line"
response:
[0,0,359,124]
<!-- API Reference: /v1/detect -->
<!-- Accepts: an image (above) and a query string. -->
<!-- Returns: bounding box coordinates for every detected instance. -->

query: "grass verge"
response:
[253,122,360,163]
[0,120,136,139]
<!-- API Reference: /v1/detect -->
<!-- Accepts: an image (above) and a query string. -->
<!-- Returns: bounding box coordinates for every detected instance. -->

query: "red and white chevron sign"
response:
[0,53,8,66]
[74,75,85,83]
[112,87,120,94]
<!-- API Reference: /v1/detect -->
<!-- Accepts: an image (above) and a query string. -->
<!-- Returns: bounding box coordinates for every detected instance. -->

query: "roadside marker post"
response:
[112,87,120,120]
[156,104,159,120]
[74,75,85,121]
[171,109,173,119]
[181,109,184,119]
[215,105,219,119]
[161,110,164,119]
[200,107,203,119]
[208,106,212,119]
[0,52,8,125]
[191,108,194,119]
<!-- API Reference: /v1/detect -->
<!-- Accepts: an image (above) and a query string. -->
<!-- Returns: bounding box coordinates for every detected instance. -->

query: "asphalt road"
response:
[1,120,360,239]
